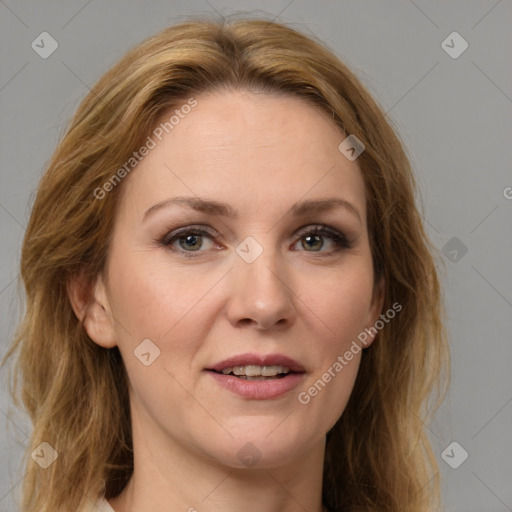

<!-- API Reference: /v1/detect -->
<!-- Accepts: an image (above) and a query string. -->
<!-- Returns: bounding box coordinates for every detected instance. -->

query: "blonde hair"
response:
[2,17,449,512]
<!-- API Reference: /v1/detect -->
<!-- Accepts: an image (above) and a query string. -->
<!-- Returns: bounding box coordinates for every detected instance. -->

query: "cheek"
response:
[295,261,374,422]
[106,249,221,342]
[105,251,227,401]
[104,254,214,421]
[305,261,375,344]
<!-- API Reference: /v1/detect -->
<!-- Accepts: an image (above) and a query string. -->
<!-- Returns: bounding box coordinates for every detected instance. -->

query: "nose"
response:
[225,246,297,330]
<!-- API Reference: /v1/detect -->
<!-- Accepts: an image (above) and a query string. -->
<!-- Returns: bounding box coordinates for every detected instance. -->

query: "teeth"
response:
[220,365,290,377]
[260,365,290,377]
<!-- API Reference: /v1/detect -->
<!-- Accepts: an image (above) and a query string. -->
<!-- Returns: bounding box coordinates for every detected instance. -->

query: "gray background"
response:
[1,1,511,511]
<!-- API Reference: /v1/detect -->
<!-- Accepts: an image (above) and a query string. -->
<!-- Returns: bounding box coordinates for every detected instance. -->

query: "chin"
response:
[199,422,321,470]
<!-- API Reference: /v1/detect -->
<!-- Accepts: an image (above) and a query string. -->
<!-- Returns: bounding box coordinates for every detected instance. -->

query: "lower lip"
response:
[206,371,305,400]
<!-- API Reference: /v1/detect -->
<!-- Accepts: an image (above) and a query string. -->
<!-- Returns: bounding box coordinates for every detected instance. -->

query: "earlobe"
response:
[67,271,117,349]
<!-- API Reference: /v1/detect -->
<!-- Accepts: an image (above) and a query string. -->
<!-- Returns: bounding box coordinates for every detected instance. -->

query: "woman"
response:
[2,17,449,512]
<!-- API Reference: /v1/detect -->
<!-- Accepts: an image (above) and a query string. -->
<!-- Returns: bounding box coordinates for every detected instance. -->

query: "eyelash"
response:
[159,224,352,258]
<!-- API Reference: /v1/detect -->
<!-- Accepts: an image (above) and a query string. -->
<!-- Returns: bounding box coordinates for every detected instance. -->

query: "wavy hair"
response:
[2,16,449,512]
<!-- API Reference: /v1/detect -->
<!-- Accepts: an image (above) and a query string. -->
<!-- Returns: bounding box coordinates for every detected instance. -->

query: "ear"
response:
[67,270,117,349]
[363,276,385,348]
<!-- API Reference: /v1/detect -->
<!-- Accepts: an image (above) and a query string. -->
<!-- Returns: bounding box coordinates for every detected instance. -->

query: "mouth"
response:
[206,353,306,377]
[209,364,297,380]
[204,353,306,399]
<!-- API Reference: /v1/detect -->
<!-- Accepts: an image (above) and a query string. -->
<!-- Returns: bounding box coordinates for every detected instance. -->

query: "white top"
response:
[89,497,116,512]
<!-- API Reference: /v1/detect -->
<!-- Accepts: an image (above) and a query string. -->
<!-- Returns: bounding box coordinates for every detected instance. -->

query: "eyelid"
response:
[160,224,218,246]
[295,223,345,238]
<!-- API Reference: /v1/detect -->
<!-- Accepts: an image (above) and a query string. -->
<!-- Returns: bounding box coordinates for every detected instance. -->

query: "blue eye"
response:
[161,226,217,254]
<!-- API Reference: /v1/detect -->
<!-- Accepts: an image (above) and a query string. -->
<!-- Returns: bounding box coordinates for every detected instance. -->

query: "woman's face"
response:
[85,90,383,470]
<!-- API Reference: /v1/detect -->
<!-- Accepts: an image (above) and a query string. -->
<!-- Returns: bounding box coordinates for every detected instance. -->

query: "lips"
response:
[206,353,306,374]
[205,353,306,400]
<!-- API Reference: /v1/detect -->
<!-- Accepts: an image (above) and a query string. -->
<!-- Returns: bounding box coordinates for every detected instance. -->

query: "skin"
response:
[70,90,384,512]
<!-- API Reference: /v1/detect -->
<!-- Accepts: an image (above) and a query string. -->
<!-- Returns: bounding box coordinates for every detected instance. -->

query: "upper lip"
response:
[206,353,306,373]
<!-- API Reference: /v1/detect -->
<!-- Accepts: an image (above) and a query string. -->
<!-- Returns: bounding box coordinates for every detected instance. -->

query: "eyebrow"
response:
[143,195,362,224]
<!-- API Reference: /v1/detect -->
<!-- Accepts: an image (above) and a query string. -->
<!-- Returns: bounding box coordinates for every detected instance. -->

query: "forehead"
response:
[118,90,367,222]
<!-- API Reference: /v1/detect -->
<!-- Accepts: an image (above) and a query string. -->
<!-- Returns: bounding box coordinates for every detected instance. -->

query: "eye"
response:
[159,223,352,258]
[160,225,218,255]
[292,225,352,254]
